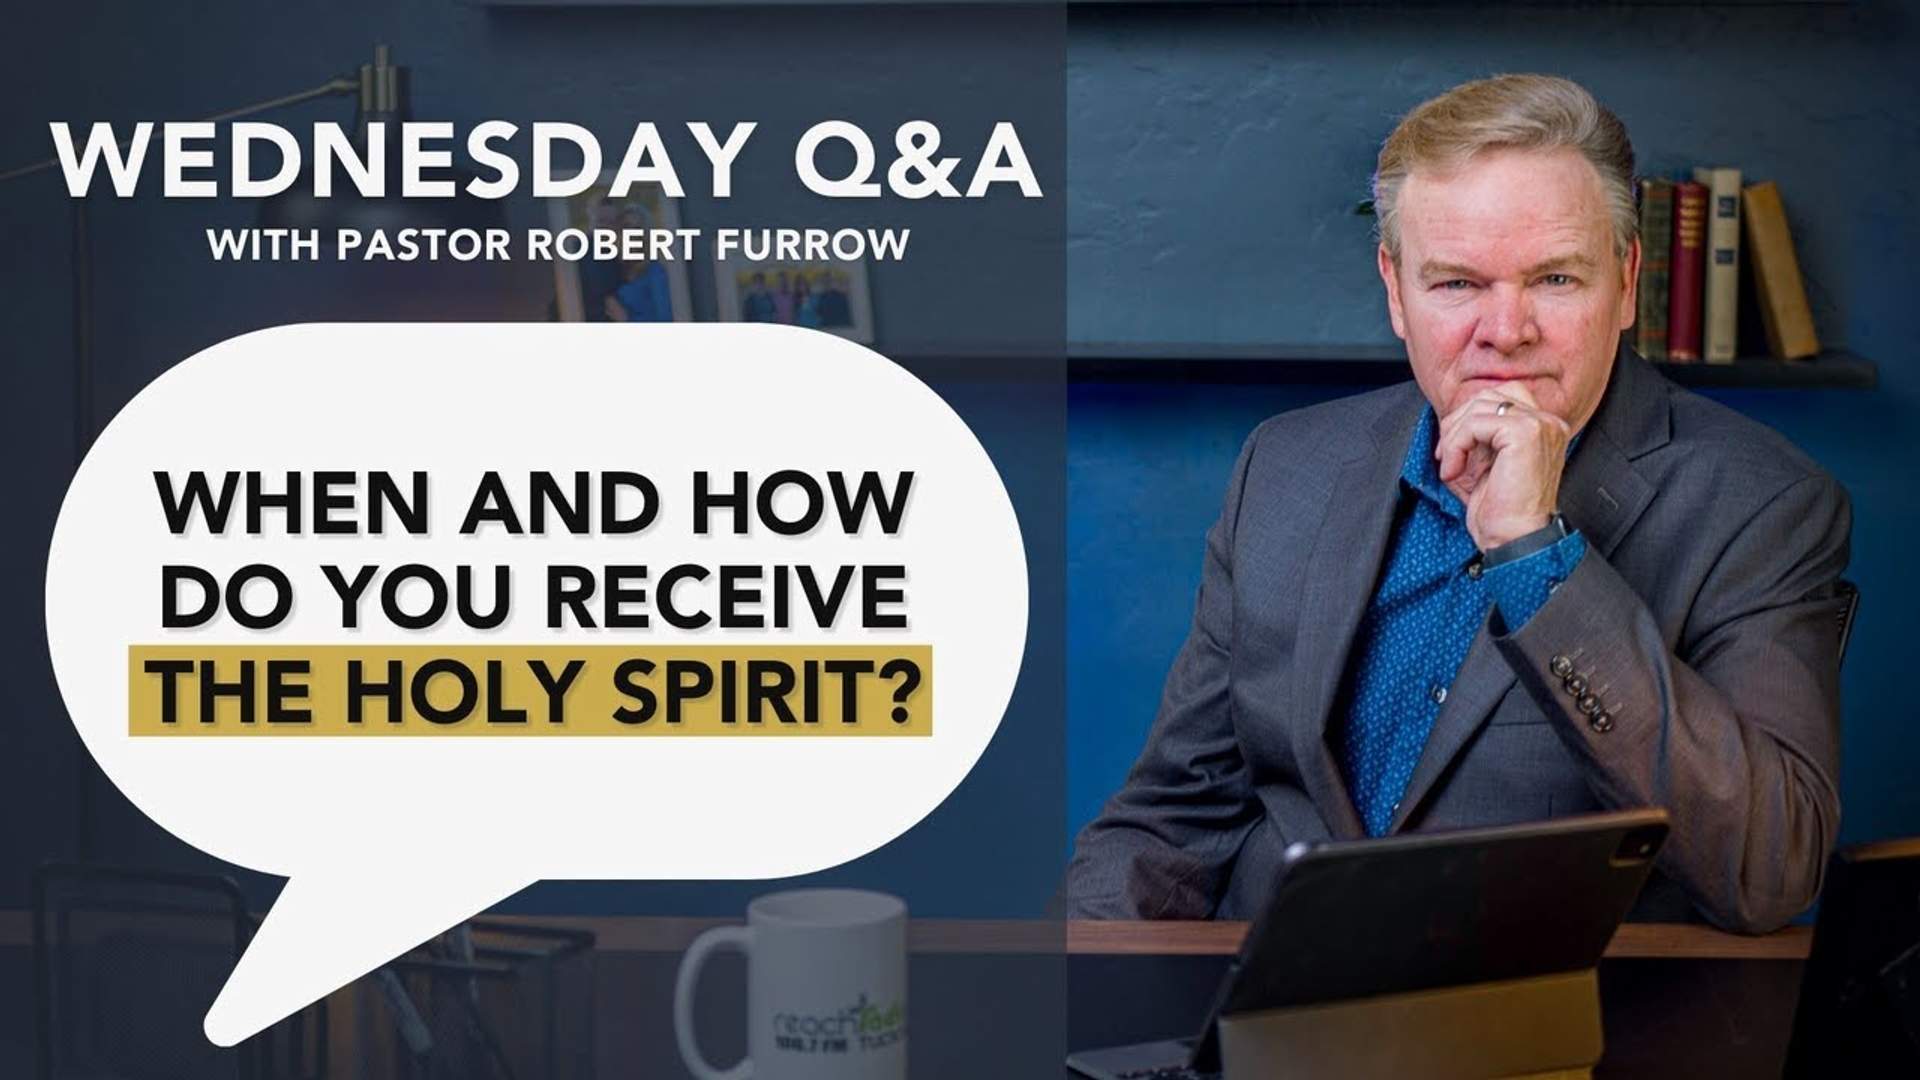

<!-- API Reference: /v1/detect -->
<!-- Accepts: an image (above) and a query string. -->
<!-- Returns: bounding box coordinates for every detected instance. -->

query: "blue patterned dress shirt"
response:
[1334,408,1588,837]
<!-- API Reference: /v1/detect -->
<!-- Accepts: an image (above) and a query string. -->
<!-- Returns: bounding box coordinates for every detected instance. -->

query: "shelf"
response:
[469,0,1847,6]
[1067,344,1878,390]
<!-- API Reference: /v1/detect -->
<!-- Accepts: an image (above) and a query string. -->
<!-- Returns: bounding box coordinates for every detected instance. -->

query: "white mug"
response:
[674,889,908,1080]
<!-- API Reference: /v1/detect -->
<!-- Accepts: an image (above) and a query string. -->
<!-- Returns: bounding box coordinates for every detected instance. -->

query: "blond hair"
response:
[1372,74,1637,263]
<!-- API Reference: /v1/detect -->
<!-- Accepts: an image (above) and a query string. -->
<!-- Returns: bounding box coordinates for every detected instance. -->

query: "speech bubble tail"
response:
[203,865,530,1047]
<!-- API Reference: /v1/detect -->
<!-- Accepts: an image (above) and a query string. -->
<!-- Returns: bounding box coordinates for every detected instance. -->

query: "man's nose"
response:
[1477,285,1539,354]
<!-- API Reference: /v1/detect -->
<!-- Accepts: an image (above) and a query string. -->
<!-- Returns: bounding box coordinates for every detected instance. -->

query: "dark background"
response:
[3,2,1068,1072]
[1,0,1067,915]
[5,0,1918,1075]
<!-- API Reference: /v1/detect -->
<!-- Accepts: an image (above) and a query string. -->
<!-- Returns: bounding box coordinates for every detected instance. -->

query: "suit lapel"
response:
[1290,389,1423,840]
[1386,343,1670,833]
[1566,342,1669,558]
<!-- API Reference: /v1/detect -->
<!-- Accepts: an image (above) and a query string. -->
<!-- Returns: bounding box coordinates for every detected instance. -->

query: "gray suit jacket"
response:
[1065,346,1852,933]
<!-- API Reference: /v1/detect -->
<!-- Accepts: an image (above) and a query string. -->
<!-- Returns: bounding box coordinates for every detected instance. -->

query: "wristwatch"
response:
[1483,512,1572,568]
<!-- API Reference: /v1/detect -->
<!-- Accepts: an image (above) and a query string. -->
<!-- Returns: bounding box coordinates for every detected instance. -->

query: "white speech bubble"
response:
[43,322,1027,1046]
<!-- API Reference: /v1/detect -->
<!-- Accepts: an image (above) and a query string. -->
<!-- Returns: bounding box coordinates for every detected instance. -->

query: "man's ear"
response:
[1377,243,1408,340]
[1617,236,1642,332]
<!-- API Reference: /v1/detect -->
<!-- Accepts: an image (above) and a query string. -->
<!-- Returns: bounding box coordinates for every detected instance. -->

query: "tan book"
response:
[1691,167,1743,363]
[1742,181,1821,360]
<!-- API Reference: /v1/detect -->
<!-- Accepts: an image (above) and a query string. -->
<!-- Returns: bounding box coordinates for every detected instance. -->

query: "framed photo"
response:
[548,175,693,323]
[713,258,874,344]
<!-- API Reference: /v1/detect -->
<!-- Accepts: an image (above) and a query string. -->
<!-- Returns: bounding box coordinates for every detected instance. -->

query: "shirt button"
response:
[1550,655,1574,678]
[1547,578,1562,594]
[1430,685,1448,704]
[1466,559,1484,580]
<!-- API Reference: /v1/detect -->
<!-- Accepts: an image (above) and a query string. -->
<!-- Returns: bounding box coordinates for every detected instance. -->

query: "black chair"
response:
[371,919,598,1080]
[32,862,324,1080]
[34,861,597,1080]
[1835,579,1861,666]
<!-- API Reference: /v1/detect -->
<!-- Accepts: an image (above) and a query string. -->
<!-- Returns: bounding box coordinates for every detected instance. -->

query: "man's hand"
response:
[1434,385,1572,551]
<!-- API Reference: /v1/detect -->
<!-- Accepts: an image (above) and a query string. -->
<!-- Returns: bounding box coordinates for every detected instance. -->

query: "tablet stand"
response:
[1215,968,1603,1079]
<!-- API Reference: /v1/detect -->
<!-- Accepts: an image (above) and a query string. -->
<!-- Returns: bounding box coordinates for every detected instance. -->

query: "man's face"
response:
[1378,146,1639,433]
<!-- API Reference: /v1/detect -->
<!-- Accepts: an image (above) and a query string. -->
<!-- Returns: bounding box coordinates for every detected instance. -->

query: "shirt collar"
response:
[1400,407,1463,518]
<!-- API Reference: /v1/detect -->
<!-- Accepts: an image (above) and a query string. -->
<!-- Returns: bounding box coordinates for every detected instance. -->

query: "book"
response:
[1742,181,1821,360]
[1634,179,1674,361]
[1692,166,1743,363]
[1667,180,1708,362]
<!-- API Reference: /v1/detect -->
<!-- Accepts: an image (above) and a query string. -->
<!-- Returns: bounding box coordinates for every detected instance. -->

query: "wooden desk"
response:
[1062,919,1814,960]
[12,911,1810,1078]
[464,917,1806,1077]
[1059,920,1809,1080]
[477,915,1811,960]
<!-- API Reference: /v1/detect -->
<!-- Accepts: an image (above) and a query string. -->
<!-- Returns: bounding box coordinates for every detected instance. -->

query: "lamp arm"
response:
[198,76,360,125]
[0,75,359,184]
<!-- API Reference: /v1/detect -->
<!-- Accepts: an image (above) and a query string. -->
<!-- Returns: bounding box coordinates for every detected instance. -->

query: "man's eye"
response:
[1436,279,1475,291]
[1540,273,1576,287]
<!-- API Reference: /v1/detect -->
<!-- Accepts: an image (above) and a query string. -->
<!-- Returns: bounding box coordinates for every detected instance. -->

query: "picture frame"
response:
[712,256,874,344]
[548,174,694,323]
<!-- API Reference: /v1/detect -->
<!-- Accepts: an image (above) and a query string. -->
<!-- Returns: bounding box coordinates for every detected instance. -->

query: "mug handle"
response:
[674,925,755,1080]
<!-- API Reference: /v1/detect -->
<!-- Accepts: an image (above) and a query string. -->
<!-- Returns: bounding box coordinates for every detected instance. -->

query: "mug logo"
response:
[773,992,907,1055]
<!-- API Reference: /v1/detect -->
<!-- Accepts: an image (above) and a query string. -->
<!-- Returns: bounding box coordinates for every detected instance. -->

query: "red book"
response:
[1666,180,1708,362]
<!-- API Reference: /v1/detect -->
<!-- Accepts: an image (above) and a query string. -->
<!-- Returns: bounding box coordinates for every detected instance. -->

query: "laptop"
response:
[1066,809,1669,1080]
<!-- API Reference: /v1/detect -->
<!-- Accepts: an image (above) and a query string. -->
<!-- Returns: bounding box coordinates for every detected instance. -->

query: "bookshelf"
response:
[465,0,1849,6]
[1067,343,1877,389]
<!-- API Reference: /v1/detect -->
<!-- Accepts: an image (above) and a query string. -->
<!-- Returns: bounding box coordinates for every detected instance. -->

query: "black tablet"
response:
[1068,807,1669,1079]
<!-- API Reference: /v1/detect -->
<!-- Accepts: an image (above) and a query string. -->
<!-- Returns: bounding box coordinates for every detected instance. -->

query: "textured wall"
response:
[1066,3,1920,854]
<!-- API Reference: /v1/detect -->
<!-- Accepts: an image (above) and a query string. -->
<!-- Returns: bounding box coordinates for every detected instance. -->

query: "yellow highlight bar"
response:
[128,645,931,736]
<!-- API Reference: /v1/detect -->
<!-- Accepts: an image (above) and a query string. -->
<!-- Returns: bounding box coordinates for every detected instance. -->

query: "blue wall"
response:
[1065,4,1920,849]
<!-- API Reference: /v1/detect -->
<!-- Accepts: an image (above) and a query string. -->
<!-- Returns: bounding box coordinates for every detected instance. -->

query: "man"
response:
[743,272,778,322]
[1065,74,1851,934]
[817,271,853,328]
